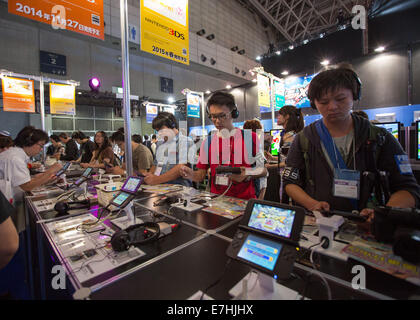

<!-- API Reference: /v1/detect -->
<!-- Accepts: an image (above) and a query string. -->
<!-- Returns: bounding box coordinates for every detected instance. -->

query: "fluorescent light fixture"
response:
[78,91,82,95]
[288,45,294,50]
[321,60,330,66]
[375,46,385,52]
[281,71,289,76]
[205,90,211,94]
[275,51,281,55]
[168,97,175,103]
[256,56,261,61]
[226,85,232,89]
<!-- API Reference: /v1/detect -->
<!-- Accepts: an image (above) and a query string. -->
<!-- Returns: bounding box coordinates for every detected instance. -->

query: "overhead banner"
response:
[8,0,104,40]
[258,74,270,113]
[273,79,285,111]
[49,83,75,115]
[284,74,315,108]
[146,103,159,123]
[162,105,175,115]
[140,0,189,65]
[186,93,201,118]
[1,77,35,113]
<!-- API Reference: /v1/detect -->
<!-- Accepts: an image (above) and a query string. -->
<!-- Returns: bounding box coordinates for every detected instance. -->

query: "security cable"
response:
[309,238,332,300]
[200,258,232,300]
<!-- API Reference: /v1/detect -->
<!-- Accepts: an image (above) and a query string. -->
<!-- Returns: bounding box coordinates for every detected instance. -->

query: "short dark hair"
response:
[152,134,157,140]
[206,91,236,111]
[58,132,68,139]
[143,135,149,141]
[0,134,13,149]
[243,120,262,132]
[110,130,125,143]
[307,64,360,103]
[50,134,59,142]
[14,126,48,148]
[152,112,178,130]
[132,134,143,144]
[352,110,369,120]
[72,131,86,140]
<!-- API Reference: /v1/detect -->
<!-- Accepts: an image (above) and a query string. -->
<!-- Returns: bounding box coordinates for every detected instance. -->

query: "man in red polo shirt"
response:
[180,91,266,200]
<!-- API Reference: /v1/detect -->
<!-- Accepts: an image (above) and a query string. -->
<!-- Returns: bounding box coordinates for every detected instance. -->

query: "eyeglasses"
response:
[209,113,229,121]
[36,142,45,148]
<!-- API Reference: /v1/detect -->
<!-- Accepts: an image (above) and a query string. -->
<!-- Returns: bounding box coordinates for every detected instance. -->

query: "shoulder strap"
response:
[298,130,314,186]
[368,123,385,164]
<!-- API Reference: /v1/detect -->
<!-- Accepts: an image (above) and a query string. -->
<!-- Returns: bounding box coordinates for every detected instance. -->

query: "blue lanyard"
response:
[315,120,347,170]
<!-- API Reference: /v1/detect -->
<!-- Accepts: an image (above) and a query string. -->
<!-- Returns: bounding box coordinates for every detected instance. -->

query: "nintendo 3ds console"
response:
[70,167,94,188]
[55,162,71,177]
[109,176,144,209]
[227,199,305,281]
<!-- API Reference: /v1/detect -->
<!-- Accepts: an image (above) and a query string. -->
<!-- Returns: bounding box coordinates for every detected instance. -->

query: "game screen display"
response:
[238,234,282,271]
[248,203,296,238]
[270,129,282,156]
[375,122,399,140]
[74,177,85,186]
[82,167,93,177]
[55,162,71,176]
[121,177,143,193]
[112,192,130,206]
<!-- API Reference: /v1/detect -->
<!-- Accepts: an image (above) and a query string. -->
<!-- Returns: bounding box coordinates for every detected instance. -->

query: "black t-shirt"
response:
[60,139,79,161]
[0,191,14,224]
[80,140,96,163]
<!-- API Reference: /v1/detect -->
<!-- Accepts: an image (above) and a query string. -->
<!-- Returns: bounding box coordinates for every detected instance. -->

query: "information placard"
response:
[140,0,189,65]
[146,103,158,123]
[1,77,35,113]
[258,74,270,113]
[49,83,75,115]
[8,0,104,40]
[186,93,201,118]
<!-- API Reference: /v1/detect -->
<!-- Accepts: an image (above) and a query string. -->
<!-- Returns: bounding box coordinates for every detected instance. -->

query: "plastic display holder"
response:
[314,211,344,249]
[123,201,136,224]
[229,271,300,300]
[58,173,67,186]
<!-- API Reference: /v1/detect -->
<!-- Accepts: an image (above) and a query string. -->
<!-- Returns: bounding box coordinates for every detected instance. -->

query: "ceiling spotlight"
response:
[252,79,257,83]
[256,56,261,61]
[288,45,294,50]
[206,34,215,41]
[210,58,216,65]
[238,49,245,55]
[241,70,246,76]
[375,46,385,53]
[235,67,240,74]
[196,29,205,36]
[275,50,281,55]
[303,39,309,45]
[200,54,207,62]
[321,60,330,66]
[168,97,175,103]
[89,77,101,92]
[205,90,211,94]
[78,91,82,95]
[231,46,239,52]
[319,33,325,39]
[226,85,232,89]
[281,71,289,76]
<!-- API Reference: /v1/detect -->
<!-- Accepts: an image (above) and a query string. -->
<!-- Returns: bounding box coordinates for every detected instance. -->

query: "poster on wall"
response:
[284,74,315,108]
[162,105,175,115]
[146,103,159,123]
[8,0,104,40]
[258,74,271,113]
[1,77,35,113]
[273,79,285,111]
[49,83,75,115]
[186,93,201,118]
[140,0,189,65]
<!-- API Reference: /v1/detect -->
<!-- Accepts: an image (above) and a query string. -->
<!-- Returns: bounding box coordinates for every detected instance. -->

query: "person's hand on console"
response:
[110,166,125,175]
[308,201,330,212]
[80,162,90,168]
[143,172,159,185]
[179,165,194,180]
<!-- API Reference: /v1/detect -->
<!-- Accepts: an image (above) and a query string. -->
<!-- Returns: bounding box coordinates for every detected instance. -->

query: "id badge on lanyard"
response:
[154,158,167,176]
[333,168,360,200]
[215,174,229,186]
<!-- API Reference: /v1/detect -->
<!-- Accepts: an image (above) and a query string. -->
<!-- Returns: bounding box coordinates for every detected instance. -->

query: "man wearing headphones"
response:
[143,112,196,186]
[180,91,266,200]
[283,65,420,220]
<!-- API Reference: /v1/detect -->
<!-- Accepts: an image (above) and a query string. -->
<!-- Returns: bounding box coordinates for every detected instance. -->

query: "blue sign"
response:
[146,104,158,123]
[187,93,201,118]
[284,74,315,108]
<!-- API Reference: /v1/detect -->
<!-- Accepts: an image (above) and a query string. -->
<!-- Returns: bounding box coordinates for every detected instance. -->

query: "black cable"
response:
[200,258,232,300]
